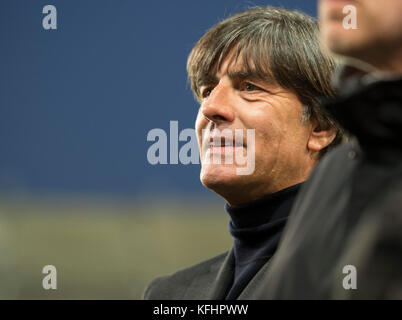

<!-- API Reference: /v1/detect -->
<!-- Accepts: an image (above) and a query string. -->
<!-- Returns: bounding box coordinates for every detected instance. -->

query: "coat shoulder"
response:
[142,251,228,300]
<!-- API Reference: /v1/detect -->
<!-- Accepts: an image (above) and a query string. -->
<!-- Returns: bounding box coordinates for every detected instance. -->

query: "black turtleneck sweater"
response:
[224,183,302,300]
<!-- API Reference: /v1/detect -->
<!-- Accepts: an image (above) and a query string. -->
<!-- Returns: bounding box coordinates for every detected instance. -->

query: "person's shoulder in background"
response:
[332,173,402,299]
[254,139,359,299]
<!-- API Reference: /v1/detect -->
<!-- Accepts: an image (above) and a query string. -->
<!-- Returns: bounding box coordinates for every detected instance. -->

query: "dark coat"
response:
[255,77,402,299]
[143,249,273,300]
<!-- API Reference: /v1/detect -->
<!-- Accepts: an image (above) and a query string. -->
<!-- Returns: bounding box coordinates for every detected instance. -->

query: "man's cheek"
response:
[196,133,203,159]
[195,122,204,151]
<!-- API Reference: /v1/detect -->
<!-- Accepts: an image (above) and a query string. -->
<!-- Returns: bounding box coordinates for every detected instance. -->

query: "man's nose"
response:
[201,83,235,124]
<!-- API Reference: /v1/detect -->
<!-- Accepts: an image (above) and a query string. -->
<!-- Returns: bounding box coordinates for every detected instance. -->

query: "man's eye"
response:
[244,82,259,92]
[202,87,213,98]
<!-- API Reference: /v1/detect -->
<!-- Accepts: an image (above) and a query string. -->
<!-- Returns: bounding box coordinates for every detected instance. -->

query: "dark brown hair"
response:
[187,7,346,156]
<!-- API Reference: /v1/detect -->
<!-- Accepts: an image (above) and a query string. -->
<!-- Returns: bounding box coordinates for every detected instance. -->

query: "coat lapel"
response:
[180,248,272,299]
[238,259,272,299]
[209,249,235,299]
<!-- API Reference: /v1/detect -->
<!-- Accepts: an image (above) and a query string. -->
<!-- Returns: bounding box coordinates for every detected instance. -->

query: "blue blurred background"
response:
[0,0,316,299]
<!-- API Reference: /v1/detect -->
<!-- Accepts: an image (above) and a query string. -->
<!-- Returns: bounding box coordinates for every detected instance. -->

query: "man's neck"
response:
[345,46,402,75]
[369,48,402,74]
[332,55,402,95]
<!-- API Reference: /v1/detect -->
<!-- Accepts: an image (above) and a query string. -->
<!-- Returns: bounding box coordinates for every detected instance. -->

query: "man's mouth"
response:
[206,135,246,153]
[199,128,255,171]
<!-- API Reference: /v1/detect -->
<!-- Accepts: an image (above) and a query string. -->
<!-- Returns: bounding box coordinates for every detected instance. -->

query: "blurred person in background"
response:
[143,6,345,300]
[256,0,402,299]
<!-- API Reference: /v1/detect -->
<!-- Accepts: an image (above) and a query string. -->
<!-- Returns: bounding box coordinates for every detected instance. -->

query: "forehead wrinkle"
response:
[197,47,277,90]
[197,51,237,89]
[226,67,277,86]
[225,46,277,85]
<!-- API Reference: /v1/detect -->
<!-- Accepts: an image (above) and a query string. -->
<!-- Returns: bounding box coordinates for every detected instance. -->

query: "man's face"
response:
[319,0,402,66]
[195,51,316,205]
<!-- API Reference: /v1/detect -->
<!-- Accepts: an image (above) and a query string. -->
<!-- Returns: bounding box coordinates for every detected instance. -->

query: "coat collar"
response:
[209,249,235,299]
[206,248,274,300]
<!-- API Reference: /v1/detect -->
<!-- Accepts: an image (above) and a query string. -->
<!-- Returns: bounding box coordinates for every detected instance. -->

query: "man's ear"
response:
[307,120,337,153]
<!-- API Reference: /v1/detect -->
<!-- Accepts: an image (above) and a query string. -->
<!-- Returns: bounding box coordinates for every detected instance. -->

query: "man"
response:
[143,7,344,300]
[257,0,402,299]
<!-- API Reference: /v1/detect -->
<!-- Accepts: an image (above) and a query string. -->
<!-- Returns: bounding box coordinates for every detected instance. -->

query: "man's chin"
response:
[200,165,247,192]
[321,19,369,56]
[323,30,362,57]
